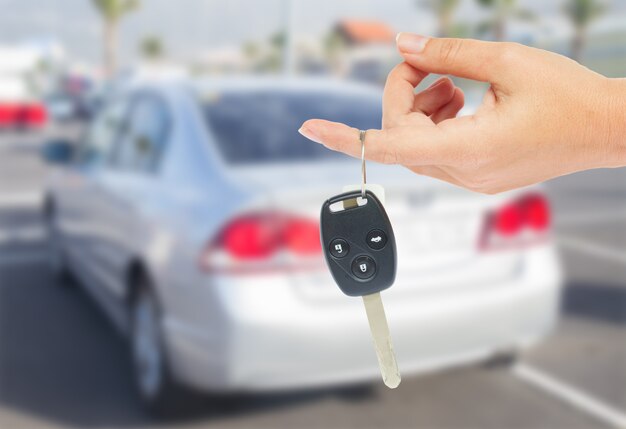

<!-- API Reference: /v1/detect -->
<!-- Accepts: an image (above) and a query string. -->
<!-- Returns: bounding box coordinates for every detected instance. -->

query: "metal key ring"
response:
[360,130,367,199]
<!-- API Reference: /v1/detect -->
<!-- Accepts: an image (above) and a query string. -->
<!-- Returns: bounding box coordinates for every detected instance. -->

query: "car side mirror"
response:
[41,139,75,165]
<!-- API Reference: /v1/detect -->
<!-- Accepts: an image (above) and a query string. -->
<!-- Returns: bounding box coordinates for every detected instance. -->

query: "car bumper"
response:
[162,247,562,392]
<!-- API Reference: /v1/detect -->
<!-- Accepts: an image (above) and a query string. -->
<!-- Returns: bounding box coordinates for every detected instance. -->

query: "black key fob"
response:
[320,190,397,297]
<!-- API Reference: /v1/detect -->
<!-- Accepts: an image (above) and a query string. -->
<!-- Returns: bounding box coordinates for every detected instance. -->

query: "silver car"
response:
[42,77,562,413]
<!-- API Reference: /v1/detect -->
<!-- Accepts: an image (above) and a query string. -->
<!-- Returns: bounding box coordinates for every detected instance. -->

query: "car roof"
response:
[192,76,382,96]
[125,75,383,99]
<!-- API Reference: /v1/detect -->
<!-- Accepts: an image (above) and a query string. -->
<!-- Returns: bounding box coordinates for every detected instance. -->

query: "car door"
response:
[86,92,172,300]
[55,97,130,278]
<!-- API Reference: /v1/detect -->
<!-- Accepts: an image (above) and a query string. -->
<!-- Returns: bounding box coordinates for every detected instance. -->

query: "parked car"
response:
[0,74,47,129]
[42,77,562,414]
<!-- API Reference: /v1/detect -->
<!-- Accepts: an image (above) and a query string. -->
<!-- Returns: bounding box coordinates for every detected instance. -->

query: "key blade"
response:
[362,293,401,389]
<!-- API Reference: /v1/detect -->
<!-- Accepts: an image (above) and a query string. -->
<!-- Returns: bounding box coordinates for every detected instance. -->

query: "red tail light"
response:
[493,203,523,236]
[199,211,322,273]
[220,214,281,259]
[0,103,18,127]
[0,103,47,127]
[479,193,550,251]
[525,194,550,230]
[283,218,322,255]
[24,103,47,126]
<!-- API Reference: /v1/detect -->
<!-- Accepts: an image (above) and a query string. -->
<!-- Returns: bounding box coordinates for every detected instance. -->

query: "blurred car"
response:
[41,77,562,414]
[44,93,75,122]
[0,74,47,129]
[44,91,99,123]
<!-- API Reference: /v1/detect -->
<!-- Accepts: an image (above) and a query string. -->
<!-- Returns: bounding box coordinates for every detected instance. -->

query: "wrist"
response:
[604,78,626,167]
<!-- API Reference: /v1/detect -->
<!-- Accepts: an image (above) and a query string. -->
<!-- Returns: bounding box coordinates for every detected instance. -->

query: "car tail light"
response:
[0,103,18,127]
[283,218,322,255]
[199,211,323,273]
[24,103,47,126]
[0,103,47,128]
[479,193,551,251]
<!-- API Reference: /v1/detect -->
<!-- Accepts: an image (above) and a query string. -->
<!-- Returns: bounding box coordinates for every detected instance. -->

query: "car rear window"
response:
[202,91,382,164]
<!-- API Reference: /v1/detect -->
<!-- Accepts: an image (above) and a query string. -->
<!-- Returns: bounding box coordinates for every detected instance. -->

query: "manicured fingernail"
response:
[428,77,449,89]
[396,33,429,54]
[298,125,322,144]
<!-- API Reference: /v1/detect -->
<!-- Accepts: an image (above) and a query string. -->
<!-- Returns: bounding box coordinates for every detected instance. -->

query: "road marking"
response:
[558,235,626,264]
[0,227,46,244]
[0,191,42,208]
[513,364,626,429]
[556,210,626,227]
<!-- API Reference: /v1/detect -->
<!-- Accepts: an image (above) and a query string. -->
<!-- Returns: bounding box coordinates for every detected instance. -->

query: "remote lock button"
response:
[329,238,350,258]
[366,229,387,250]
[351,255,376,280]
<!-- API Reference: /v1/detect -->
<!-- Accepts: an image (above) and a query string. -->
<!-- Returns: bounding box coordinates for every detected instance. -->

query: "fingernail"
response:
[396,33,429,54]
[298,125,322,144]
[428,77,450,89]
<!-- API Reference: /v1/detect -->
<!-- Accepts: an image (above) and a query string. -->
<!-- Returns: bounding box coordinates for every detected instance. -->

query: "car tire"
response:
[44,199,72,285]
[484,351,519,369]
[335,382,377,402]
[130,276,191,418]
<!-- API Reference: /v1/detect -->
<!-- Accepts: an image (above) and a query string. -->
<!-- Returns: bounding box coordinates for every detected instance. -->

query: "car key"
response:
[319,130,401,389]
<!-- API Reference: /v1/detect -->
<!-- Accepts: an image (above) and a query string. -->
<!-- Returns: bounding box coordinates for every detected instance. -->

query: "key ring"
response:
[360,130,367,199]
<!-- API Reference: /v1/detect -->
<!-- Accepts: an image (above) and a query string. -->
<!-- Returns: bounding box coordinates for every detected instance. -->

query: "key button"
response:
[351,256,376,280]
[329,238,349,258]
[366,229,387,250]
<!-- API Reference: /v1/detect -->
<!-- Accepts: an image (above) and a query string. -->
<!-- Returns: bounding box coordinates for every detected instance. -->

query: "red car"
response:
[0,101,47,128]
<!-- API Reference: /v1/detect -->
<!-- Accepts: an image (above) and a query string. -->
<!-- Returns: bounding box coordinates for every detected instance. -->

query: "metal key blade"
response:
[362,292,401,389]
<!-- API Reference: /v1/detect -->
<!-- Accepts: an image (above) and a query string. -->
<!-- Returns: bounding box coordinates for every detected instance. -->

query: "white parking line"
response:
[0,227,46,245]
[513,364,626,429]
[558,235,626,264]
[556,210,626,226]
[0,192,42,209]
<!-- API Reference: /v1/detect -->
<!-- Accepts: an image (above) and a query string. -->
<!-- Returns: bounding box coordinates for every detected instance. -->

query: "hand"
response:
[299,34,626,194]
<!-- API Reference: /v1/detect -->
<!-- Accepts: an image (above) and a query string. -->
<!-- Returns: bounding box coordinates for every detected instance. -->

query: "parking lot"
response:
[0,130,624,429]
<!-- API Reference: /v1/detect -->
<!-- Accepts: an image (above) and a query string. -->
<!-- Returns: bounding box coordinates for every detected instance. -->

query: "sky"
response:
[0,0,623,68]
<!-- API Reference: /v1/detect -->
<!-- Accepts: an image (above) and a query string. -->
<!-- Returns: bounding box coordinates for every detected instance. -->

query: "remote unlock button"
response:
[329,238,350,258]
[351,255,376,280]
[366,229,387,250]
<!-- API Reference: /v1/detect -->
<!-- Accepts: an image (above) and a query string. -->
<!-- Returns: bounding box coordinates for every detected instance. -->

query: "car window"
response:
[111,94,170,173]
[202,91,382,164]
[76,97,128,167]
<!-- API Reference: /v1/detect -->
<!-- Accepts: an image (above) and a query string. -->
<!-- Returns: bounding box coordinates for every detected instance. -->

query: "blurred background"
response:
[0,0,625,428]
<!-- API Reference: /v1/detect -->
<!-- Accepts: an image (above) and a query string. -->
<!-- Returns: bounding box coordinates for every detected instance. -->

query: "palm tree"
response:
[475,0,534,41]
[91,0,140,75]
[140,36,164,61]
[563,0,605,62]
[323,30,346,73]
[264,32,286,72]
[419,0,461,37]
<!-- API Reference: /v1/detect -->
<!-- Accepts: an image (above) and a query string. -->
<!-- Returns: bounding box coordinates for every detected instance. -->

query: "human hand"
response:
[299,34,626,194]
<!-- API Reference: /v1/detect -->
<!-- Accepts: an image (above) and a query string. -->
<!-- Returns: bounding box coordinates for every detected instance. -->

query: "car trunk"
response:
[230,162,524,302]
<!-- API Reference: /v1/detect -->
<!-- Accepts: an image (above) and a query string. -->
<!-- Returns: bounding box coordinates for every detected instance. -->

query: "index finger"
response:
[382,62,428,128]
[299,119,461,166]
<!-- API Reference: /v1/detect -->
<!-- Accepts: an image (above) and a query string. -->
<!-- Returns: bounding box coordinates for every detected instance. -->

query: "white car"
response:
[0,74,47,129]
[42,77,562,413]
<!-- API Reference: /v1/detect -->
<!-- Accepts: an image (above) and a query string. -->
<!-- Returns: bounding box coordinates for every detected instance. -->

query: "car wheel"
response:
[484,351,519,369]
[130,277,188,417]
[335,382,377,402]
[44,200,72,285]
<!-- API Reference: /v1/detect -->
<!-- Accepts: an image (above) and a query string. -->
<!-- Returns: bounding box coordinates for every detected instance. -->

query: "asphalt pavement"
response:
[0,129,624,429]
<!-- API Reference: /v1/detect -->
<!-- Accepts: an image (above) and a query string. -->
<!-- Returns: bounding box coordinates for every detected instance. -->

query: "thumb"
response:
[396,33,518,84]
